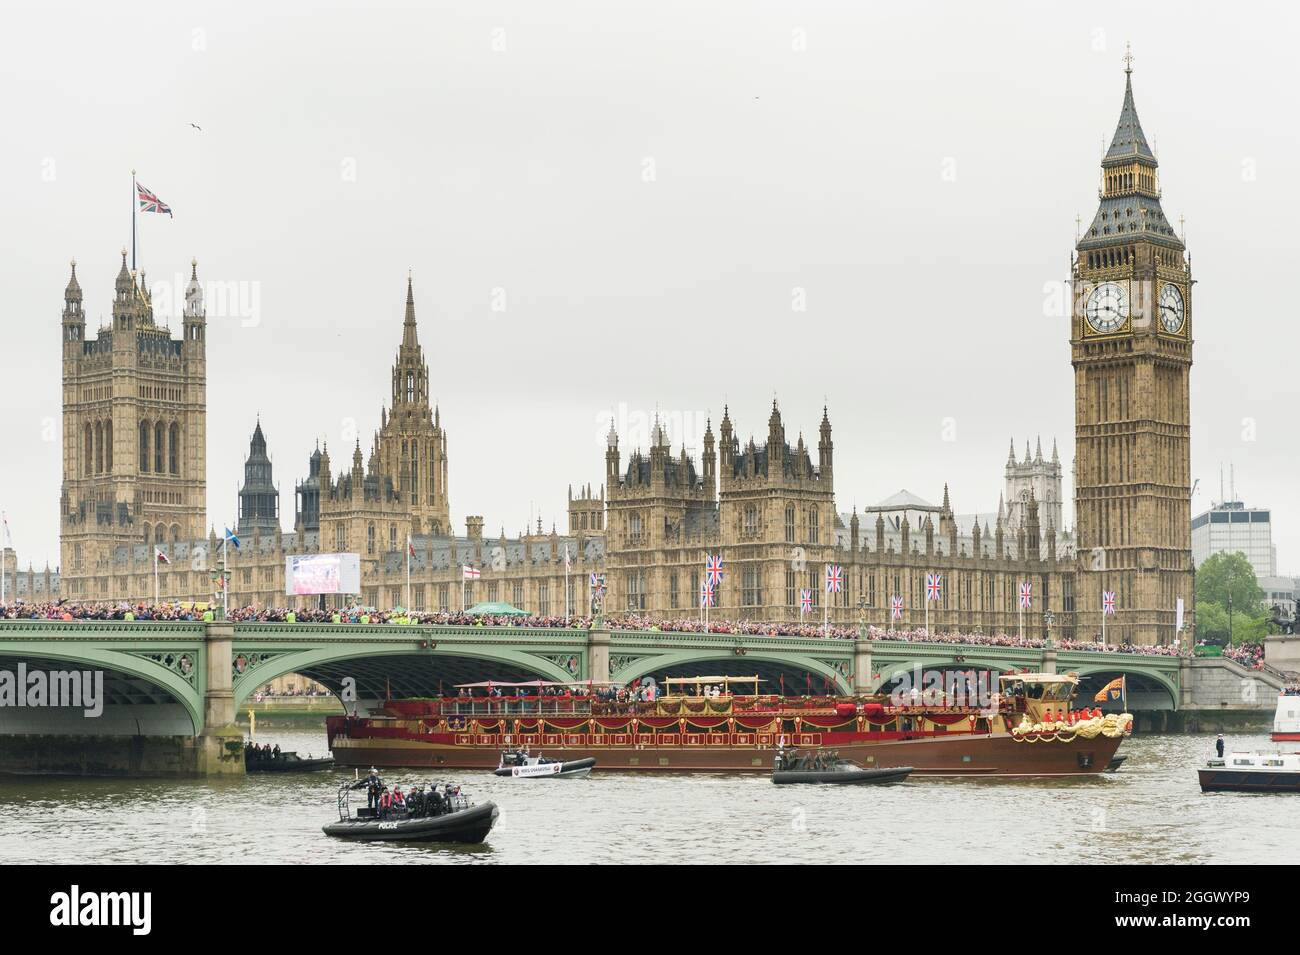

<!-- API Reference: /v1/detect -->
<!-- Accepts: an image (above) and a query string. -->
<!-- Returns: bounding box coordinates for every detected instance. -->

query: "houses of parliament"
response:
[25,61,1195,645]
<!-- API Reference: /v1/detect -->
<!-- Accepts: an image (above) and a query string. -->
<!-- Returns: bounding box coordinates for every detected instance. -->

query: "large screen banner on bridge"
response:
[285,553,361,595]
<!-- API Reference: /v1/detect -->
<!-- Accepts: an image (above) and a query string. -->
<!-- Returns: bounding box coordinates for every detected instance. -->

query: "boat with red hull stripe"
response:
[328,671,1133,776]
[1272,690,1300,742]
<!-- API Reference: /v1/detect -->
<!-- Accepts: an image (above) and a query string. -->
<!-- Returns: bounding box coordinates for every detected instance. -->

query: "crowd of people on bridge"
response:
[0,598,1268,663]
[609,614,1196,658]
[1222,642,1268,670]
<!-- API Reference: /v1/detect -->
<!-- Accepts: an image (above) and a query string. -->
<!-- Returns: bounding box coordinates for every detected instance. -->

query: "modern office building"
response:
[1191,500,1276,579]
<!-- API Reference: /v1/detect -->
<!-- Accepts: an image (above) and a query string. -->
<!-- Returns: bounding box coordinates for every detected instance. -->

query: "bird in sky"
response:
[189,123,203,132]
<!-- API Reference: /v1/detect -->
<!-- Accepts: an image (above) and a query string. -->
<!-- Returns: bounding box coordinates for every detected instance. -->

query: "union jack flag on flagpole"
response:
[1019,582,1032,609]
[136,181,173,217]
[1103,590,1117,616]
[800,589,812,613]
[825,563,843,594]
[700,582,715,609]
[705,554,723,587]
[890,595,904,621]
[925,573,943,602]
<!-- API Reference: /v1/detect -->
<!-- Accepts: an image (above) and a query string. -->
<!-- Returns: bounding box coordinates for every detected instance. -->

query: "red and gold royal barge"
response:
[328,671,1133,776]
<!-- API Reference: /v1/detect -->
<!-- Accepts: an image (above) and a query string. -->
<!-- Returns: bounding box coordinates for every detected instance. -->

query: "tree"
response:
[1196,602,1230,645]
[1195,552,1265,618]
[1195,602,1271,647]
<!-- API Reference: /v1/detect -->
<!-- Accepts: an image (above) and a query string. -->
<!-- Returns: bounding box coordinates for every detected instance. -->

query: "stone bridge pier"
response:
[192,622,245,776]
[853,638,873,694]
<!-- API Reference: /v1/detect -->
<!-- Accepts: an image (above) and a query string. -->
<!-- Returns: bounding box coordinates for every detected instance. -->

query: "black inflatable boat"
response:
[772,747,913,785]
[323,802,499,842]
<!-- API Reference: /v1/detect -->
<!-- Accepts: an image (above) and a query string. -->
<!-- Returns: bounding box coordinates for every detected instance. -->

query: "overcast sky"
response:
[2,0,1297,577]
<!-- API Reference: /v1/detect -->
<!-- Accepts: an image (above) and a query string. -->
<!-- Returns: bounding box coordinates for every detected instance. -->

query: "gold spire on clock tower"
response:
[1071,51,1194,646]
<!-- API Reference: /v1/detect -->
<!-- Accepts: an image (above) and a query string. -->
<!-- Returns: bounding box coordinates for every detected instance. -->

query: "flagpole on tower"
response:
[131,169,137,272]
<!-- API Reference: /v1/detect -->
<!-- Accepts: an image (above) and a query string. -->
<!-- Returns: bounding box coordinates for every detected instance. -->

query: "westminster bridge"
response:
[0,619,1282,775]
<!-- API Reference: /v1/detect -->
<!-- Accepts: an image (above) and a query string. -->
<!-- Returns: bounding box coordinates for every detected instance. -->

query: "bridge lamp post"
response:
[1042,610,1056,649]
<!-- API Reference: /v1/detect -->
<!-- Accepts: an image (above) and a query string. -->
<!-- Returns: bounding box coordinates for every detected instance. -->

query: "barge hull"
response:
[330,732,1123,776]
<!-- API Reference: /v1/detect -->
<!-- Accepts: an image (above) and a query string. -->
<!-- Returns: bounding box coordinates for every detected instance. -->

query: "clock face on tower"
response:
[1084,281,1129,334]
[1159,282,1185,334]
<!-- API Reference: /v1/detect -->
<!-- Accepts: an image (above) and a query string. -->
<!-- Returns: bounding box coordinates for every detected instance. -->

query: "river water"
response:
[1,729,1292,865]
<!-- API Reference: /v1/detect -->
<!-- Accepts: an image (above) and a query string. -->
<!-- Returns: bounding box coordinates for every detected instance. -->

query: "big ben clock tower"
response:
[1072,50,1194,646]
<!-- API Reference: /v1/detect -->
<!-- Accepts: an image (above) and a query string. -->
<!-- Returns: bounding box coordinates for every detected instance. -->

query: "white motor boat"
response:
[494,750,595,779]
[1199,751,1300,793]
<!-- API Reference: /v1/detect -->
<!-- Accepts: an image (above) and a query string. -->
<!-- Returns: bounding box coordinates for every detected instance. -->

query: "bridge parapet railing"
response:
[0,619,207,638]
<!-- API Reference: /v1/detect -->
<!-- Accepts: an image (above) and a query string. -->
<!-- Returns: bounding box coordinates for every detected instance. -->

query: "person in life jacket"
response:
[378,787,392,818]
[392,789,406,814]
[366,768,383,810]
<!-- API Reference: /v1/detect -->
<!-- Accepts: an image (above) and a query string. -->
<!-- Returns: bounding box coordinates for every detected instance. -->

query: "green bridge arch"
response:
[0,635,204,734]
[231,642,577,707]
[612,649,854,695]
[1067,663,1180,709]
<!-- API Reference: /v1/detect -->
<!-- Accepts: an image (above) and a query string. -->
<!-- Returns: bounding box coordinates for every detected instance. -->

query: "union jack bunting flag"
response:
[705,554,723,586]
[800,589,812,613]
[890,595,904,620]
[136,181,173,217]
[825,563,843,594]
[1103,590,1117,616]
[700,582,715,608]
[1018,582,1032,609]
[925,572,942,602]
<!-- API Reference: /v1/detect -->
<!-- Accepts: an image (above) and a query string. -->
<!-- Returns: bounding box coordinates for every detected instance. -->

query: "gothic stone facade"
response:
[1071,63,1195,646]
[58,272,599,620]
[601,403,1075,641]
[59,254,207,601]
[54,64,1193,645]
